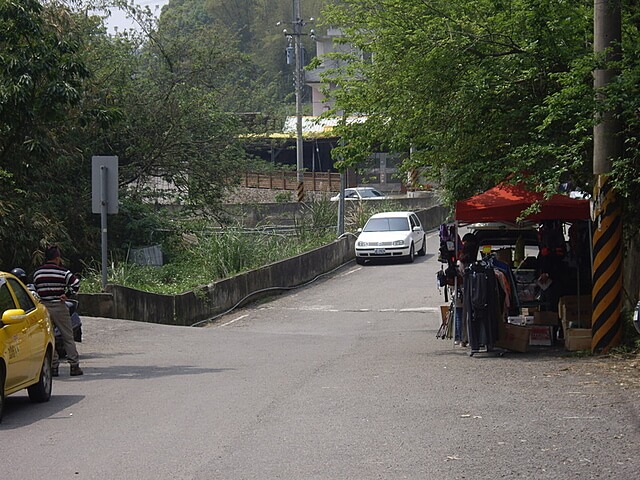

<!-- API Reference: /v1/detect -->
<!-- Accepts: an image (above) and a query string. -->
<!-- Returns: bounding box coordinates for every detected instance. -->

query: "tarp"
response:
[455,183,590,223]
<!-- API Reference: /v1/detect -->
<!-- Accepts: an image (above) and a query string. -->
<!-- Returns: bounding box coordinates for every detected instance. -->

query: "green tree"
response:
[0,0,93,268]
[536,1,640,237]
[154,0,329,118]
[0,0,255,269]
[321,0,596,202]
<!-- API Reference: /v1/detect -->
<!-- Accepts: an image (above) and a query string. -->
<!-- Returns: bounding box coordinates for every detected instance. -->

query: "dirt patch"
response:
[563,352,640,391]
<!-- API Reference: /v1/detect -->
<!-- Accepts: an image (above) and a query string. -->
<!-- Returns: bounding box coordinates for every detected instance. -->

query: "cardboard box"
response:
[496,323,530,352]
[558,295,592,327]
[564,328,592,352]
[558,295,591,309]
[529,326,553,346]
[533,311,559,326]
[440,305,450,324]
[521,306,540,315]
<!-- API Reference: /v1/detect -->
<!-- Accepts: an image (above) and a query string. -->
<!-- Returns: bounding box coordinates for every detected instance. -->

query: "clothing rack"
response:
[463,258,505,357]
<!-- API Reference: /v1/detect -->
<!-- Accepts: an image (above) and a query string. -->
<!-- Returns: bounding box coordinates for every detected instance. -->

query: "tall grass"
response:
[81,197,402,295]
[82,200,338,295]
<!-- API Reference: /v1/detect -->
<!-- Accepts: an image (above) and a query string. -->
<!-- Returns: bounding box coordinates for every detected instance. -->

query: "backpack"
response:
[438,224,457,264]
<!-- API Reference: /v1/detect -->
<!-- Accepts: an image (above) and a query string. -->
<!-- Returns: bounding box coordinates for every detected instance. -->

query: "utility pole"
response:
[592,0,623,353]
[281,0,314,203]
[293,0,304,203]
[337,137,346,236]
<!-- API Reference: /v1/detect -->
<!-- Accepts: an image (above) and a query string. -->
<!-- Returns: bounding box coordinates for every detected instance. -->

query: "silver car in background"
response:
[331,187,386,201]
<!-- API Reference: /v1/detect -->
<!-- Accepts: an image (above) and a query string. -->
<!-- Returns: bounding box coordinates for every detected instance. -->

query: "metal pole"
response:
[338,171,345,236]
[100,165,109,291]
[294,0,305,202]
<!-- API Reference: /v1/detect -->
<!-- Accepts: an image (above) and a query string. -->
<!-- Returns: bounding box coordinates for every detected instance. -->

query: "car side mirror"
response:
[357,228,363,233]
[1,308,27,325]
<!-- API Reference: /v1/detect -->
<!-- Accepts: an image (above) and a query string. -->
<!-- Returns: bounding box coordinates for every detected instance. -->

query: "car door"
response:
[0,282,30,389]
[409,214,424,248]
[7,278,43,382]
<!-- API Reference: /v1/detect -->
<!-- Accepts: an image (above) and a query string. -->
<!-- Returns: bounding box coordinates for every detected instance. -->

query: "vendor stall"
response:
[451,182,592,353]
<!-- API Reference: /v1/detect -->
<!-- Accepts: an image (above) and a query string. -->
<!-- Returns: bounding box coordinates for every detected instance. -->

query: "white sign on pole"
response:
[91,156,119,214]
[91,156,118,290]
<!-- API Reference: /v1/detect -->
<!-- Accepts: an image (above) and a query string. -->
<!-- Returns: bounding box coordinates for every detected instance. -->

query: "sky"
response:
[103,0,169,33]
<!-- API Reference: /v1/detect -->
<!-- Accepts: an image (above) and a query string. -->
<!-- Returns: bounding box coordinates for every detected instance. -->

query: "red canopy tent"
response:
[455,183,590,223]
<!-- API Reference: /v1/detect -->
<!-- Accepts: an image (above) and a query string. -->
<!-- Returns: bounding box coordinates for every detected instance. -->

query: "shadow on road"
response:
[77,364,235,381]
[356,253,435,266]
[1,394,85,430]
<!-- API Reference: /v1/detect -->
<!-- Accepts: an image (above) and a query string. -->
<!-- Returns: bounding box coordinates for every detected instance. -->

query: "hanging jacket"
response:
[469,269,489,311]
[463,261,500,351]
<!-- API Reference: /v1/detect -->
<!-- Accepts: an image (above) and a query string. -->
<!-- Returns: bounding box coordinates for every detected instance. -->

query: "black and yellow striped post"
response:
[296,181,305,203]
[591,175,623,353]
[592,0,623,353]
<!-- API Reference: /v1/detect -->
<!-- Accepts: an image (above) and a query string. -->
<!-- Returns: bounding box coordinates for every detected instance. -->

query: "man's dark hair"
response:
[45,245,61,261]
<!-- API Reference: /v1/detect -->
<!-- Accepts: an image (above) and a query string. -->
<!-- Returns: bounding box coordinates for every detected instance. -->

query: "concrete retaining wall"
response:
[224,194,442,227]
[415,205,450,234]
[78,204,450,325]
[79,235,357,326]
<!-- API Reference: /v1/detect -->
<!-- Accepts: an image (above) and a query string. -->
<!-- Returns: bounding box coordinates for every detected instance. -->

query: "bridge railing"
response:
[242,171,341,192]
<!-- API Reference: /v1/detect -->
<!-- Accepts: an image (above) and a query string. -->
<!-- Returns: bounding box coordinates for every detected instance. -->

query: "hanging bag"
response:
[436,267,449,303]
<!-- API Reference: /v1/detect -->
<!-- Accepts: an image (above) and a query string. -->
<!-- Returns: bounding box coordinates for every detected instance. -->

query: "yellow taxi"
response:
[1,271,55,423]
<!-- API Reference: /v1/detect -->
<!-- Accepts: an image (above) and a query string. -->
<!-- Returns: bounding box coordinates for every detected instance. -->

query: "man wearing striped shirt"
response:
[33,245,83,377]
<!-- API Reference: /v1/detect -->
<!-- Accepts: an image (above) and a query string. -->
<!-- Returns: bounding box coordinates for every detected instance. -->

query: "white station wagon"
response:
[355,211,426,265]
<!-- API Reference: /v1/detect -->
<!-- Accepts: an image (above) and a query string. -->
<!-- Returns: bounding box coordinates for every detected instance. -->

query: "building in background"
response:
[245,28,406,194]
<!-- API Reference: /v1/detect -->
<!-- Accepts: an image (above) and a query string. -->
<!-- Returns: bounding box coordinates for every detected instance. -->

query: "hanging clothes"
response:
[463,260,500,352]
[493,268,511,318]
[491,256,519,316]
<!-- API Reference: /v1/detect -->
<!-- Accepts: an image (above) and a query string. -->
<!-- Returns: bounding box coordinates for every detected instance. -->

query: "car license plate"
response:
[374,248,386,254]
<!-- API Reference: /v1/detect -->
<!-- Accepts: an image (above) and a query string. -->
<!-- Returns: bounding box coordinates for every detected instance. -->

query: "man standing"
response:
[33,245,83,377]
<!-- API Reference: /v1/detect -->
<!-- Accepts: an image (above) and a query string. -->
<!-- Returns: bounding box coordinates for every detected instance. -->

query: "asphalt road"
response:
[2,231,639,479]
